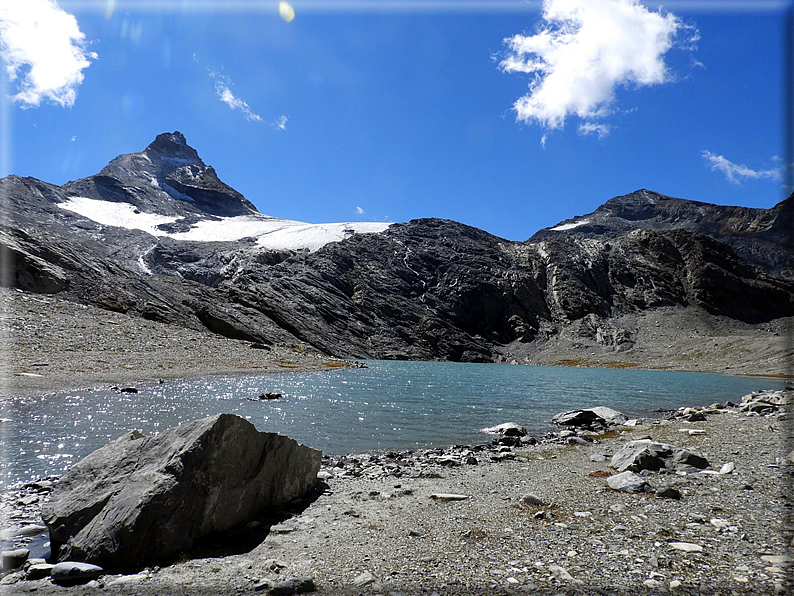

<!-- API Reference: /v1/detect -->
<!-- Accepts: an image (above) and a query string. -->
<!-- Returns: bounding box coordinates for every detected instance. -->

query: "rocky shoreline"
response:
[2,389,792,595]
[2,288,792,401]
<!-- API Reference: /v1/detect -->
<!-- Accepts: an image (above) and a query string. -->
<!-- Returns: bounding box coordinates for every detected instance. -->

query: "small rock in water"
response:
[12,524,47,537]
[259,392,282,400]
[481,422,527,437]
[119,387,138,394]
[51,562,104,585]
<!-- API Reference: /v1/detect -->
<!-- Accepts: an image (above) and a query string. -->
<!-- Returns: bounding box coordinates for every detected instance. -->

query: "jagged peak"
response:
[144,131,203,165]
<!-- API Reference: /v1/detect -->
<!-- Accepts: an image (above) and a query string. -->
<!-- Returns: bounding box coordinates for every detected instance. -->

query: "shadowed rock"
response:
[42,414,321,572]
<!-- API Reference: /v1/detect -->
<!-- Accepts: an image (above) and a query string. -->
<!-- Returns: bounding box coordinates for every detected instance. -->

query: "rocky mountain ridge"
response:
[2,133,792,366]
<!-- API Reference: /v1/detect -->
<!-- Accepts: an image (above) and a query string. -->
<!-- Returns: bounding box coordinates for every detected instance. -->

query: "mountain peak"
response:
[145,131,203,165]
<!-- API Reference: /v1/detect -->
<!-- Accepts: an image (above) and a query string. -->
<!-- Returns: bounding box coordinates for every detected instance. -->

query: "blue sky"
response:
[1,0,791,241]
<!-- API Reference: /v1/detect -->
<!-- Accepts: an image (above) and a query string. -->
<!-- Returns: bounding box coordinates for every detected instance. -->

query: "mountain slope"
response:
[2,133,792,368]
[530,188,794,279]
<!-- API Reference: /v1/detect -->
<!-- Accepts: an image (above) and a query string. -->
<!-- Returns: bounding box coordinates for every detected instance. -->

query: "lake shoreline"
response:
[3,393,791,594]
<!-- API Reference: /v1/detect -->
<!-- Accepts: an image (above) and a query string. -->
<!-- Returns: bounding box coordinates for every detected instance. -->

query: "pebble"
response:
[519,493,547,506]
[719,461,735,474]
[351,571,377,587]
[268,577,316,595]
[761,555,792,565]
[548,564,574,581]
[669,542,703,553]
[429,493,469,501]
[106,572,149,586]
[607,471,652,493]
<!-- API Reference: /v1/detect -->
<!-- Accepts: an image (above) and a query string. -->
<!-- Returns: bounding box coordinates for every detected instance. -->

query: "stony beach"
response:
[2,390,792,595]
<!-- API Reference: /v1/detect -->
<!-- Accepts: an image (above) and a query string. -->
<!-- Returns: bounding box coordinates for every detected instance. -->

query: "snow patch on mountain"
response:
[59,196,390,251]
[59,196,178,235]
[550,218,591,231]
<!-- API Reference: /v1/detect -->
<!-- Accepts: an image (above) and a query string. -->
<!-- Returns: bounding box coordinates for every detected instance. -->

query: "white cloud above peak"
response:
[701,150,780,185]
[499,0,693,133]
[0,0,96,108]
[211,72,263,122]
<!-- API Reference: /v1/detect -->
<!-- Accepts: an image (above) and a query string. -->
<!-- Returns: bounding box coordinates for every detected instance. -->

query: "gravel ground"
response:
[0,288,343,399]
[2,402,792,595]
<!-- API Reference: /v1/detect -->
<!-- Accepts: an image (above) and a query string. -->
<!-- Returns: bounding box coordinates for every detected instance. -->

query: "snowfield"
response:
[58,196,391,251]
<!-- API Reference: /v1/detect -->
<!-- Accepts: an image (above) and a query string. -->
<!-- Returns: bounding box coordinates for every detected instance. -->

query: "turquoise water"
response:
[1,360,787,488]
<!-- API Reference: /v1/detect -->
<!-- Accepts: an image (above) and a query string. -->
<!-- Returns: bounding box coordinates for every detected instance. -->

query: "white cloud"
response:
[701,150,781,185]
[0,0,96,107]
[499,0,693,132]
[355,206,364,215]
[578,122,611,139]
[540,134,547,148]
[70,135,77,142]
[272,115,288,131]
[211,72,263,122]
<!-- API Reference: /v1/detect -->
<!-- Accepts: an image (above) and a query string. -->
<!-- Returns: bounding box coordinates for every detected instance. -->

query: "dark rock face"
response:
[530,188,794,280]
[41,415,321,572]
[2,133,792,363]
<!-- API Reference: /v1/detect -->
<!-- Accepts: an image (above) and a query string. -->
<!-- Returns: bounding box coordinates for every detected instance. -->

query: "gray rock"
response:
[2,549,29,572]
[611,440,674,472]
[519,493,547,506]
[719,461,735,474]
[587,406,628,425]
[42,414,321,572]
[656,486,682,500]
[669,449,709,472]
[481,422,527,437]
[269,577,315,595]
[24,563,55,581]
[551,409,605,428]
[50,562,103,585]
[606,471,653,493]
[351,571,377,587]
[106,572,149,586]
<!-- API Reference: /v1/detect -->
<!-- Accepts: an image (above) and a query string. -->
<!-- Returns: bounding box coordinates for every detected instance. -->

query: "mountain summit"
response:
[63,131,258,218]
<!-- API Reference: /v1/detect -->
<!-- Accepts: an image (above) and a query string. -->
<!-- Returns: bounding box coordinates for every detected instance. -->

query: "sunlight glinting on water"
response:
[3,360,787,488]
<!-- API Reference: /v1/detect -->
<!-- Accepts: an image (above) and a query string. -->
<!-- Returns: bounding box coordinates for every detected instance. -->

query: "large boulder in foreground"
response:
[42,414,321,572]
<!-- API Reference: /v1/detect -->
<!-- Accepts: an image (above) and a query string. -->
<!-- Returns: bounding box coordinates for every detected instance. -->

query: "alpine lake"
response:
[2,360,787,490]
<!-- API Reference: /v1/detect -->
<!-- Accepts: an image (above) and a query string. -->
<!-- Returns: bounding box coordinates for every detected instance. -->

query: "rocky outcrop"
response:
[42,414,321,572]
